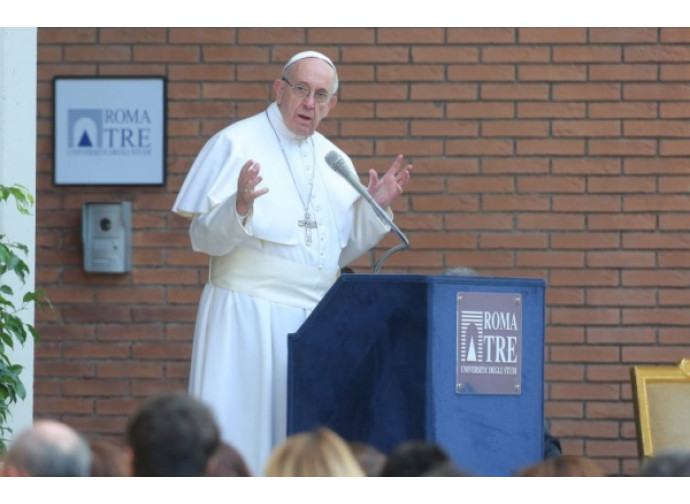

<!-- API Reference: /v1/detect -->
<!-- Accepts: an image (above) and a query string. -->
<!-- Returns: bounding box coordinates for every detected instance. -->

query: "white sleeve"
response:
[189,193,255,256]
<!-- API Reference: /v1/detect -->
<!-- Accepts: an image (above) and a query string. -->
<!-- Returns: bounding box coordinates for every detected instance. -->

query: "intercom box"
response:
[82,201,132,273]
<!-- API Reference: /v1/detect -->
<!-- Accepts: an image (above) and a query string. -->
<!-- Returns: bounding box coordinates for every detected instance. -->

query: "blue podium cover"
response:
[287,274,545,476]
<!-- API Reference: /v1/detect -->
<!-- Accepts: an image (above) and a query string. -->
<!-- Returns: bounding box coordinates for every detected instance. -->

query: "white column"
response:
[0,27,37,441]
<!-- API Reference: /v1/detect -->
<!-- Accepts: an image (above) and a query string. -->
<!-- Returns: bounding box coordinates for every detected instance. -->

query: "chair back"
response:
[631,358,690,458]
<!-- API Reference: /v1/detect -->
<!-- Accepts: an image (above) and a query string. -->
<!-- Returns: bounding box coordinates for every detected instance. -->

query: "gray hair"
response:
[5,420,91,476]
[443,267,480,277]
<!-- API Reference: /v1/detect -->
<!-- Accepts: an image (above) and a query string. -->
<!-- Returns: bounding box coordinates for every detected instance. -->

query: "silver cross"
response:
[298,212,318,246]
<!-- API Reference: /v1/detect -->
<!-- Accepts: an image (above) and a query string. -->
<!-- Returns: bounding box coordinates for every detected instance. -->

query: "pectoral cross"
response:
[298,212,318,246]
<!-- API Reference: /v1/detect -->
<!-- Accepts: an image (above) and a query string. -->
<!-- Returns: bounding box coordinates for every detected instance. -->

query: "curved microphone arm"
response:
[325,150,410,274]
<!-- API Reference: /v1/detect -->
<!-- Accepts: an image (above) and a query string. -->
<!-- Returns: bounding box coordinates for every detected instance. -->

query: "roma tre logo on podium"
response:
[456,292,523,395]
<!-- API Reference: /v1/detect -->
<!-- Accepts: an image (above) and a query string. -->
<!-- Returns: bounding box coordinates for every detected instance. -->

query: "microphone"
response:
[325,150,409,273]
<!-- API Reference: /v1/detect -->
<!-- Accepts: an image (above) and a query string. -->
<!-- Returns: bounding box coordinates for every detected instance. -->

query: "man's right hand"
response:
[236,159,269,216]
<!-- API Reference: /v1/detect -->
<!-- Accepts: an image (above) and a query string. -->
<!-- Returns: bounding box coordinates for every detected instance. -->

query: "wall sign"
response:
[53,76,166,186]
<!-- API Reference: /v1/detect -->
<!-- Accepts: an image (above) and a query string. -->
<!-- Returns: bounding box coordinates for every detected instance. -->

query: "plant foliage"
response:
[0,184,49,452]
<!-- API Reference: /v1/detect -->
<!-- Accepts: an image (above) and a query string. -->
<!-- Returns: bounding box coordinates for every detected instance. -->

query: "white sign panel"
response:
[54,77,166,185]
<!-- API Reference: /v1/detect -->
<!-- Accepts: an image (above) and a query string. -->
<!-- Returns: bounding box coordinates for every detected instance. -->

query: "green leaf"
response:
[0,285,12,296]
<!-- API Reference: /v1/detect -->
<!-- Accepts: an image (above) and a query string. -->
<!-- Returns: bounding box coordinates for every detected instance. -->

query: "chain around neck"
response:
[265,110,316,214]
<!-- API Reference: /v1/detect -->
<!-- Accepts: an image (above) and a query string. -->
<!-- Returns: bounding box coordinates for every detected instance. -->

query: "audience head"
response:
[2,419,91,477]
[421,460,472,477]
[265,427,364,477]
[443,266,479,277]
[88,438,129,477]
[379,440,451,477]
[126,393,220,477]
[206,441,251,477]
[347,441,386,477]
[640,451,690,477]
[518,455,604,477]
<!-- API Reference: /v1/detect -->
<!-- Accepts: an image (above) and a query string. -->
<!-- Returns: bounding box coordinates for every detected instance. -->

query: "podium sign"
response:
[456,292,523,395]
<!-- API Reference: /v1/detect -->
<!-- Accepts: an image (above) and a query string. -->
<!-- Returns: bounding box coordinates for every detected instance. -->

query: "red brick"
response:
[517,139,585,156]
[518,214,584,231]
[445,214,513,231]
[448,102,514,119]
[448,64,515,81]
[551,309,621,326]
[517,251,584,267]
[97,362,163,378]
[626,158,690,174]
[519,28,586,44]
[413,47,478,63]
[519,65,587,82]
[64,45,131,62]
[550,383,621,400]
[552,195,620,212]
[410,84,477,101]
[482,47,550,63]
[482,83,549,100]
[589,102,657,119]
[309,28,374,44]
[99,28,166,43]
[378,28,445,44]
[132,343,192,360]
[659,328,690,344]
[623,310,690,326]
[587,252,655,268]
[446,139,513,156]
[589,139,656,156]
[553,84,621,101]
[341,46,409,63]
[480,233,548,249]
[590,64,658,81]
[553,120,621,137]
[625,45,690,63]
[482,120,549,137]
[590,28,657,43]
[39,28,96,43]
[588,215,656,231]
[551,420,619,438]
[553,46,622,63]
[170,28,236,44]
[546,288,585,307]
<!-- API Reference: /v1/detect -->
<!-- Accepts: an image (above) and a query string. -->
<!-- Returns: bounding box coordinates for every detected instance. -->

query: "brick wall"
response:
[34,27,690,476]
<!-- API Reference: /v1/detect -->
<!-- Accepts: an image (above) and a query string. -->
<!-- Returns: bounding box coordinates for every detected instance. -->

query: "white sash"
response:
[209,247,339,310]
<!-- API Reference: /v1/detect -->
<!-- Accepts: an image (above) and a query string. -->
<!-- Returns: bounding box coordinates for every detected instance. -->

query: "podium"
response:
[287,274,545,476]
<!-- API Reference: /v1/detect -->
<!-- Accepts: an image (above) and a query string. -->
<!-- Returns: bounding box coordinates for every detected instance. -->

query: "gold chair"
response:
[631,358,690,458]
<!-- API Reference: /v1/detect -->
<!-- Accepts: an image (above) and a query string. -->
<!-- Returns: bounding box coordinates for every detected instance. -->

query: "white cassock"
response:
[172,102,391,476]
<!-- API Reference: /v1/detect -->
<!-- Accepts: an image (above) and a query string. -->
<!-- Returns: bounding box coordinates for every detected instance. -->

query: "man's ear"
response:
[273,79,285,103]
[325,94,338,115]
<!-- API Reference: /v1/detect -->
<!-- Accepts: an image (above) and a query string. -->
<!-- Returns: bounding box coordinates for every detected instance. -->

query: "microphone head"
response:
[325,150,348,174]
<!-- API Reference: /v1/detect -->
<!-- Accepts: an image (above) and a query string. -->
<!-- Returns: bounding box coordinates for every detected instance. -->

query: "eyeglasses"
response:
[282,77,333,105]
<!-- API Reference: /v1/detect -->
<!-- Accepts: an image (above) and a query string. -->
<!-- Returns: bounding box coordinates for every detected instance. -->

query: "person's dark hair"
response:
[206,441,251,477]
[379,440,450,477]
[126,393,220,477]
[421,460,472,477]
[640,451,690,477]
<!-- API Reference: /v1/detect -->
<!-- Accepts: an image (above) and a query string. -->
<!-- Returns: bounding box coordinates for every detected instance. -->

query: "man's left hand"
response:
[367,154,412,209]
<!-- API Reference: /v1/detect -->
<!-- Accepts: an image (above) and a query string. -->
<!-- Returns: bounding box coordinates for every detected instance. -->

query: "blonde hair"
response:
[265,428,364,477]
